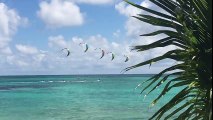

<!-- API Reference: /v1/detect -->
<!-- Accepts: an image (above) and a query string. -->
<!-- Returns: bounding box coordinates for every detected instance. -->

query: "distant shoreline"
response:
[0,74,176,78]
[0,74,154,77]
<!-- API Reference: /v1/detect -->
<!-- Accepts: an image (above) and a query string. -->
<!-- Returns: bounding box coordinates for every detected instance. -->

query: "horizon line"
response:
[0,74,158,77]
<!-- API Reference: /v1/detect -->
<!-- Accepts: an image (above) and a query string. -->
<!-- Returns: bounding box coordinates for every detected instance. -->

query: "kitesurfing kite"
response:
[100,50,105,59]
[124,55,129,62]
[59,43,133,64]
[107,52,115,61]
[61,48,71,57]
[95,48,105,59]
[79,43,89,53]
[84,44,89,53]
[149,61,156,69]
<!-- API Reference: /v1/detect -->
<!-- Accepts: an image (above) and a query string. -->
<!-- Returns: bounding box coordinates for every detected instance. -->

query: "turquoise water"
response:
[0,75,179,120]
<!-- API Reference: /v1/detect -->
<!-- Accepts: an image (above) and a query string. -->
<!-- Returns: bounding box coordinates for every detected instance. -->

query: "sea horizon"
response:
[0,74,157,77]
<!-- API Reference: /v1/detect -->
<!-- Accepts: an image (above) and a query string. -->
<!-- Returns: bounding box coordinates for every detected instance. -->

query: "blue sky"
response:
[0,0,174,75]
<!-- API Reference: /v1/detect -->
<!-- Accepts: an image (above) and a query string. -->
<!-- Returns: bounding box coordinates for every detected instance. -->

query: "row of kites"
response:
[61,42,130,62]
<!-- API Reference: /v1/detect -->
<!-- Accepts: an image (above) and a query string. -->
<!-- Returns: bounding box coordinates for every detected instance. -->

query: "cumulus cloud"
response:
[115,1,160,37]
[0,33,175,75]
[115,0,173,37]
[45,34,147,74]
[38,0,84,28]
[48,35,67,49]
[0,3,27,55]
[115,2,141,17]
[0,47,12,55]
[16,44,39,55]
[115,0,175,42]
[0,34,150,75]
[0,3,20,38]
[3,46,49,74]
[46,35,173,74]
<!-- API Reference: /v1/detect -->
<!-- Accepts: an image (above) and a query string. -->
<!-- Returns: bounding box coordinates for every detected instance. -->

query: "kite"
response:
[61,48,71,57]
[85,44,89,53]
[100,50,105,59]
[107,52,115,61]
[79,43,89,53]
[124,55,129,62]
[95,48,105,59]
[149,61,156,69]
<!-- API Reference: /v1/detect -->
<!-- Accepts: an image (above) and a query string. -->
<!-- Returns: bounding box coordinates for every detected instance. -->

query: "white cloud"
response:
[115,1,144,37]
[16,44,39,55]
[115,2,141,17]
[0,46,12,55]
[38,0,84,28]
[48,35,67,49]
[0,35,143,75]
[0,2,27,55]
[4,48,48,73]
[16,60,29,67]
[0,33,175,75]
[0,3,20,37]
[51,35,172,74]
[115,0,172,37]
[45,35,147,74]
[115,1,159,37]
[115,1,174,42]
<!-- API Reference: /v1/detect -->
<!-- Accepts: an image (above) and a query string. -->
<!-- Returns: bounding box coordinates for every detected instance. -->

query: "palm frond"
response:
[125,0,212,119]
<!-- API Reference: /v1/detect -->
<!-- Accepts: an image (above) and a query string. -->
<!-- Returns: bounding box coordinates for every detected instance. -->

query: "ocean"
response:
[0,75,179,120]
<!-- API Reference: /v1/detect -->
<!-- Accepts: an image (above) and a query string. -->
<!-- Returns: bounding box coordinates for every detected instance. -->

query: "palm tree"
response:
[125,0,212,119]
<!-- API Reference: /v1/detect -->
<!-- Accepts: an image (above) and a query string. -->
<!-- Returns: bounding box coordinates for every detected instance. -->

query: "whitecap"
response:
[58,81,66,83]
[72,81,86,83]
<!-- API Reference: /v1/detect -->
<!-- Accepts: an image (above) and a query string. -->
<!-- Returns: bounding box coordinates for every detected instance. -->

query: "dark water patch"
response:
[0,80,102,91]
[0,84,51,91]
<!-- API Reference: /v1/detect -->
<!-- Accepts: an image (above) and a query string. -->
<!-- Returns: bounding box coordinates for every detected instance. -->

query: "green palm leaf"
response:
[125,0,212,119]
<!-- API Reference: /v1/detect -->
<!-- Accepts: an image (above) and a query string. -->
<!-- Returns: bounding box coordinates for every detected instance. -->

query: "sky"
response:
[0,0,175,75]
